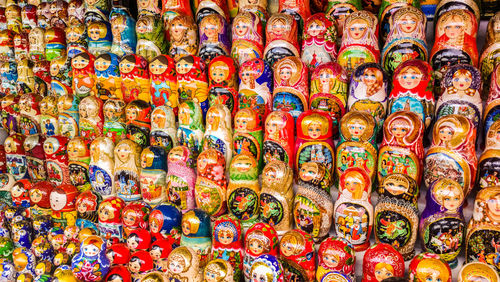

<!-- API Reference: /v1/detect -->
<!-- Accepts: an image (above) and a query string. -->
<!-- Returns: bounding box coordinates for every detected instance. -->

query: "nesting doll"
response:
[103,98,126,143]
[204,259,234,281]
[98,196,125,240]
[89,137,115,198]
[166,146,196,212]
[382,7,427,75]
[114,139,142,202]
[50,56,73,97]
[66,23,88,58]
[180,209,212,266]
[58,95,79,137]
[211,215,243,280]
[71,235,110,282]
[316,237,355,281]
[125,100,152,148]
[28,28,44,61]
[164,246,202,282]
[0,65,18,97]
[95,53,122,101]
[238,58,273,126]
[238,0,268,21]
[44,27,66,61]
[337,11,380,76]
[230,12,264,66]
[301,13,336,69]
[195,0,230,23]
[203,105,233,166]
[272,56,309,119]
[177,101,205,157]
[408,253,452,282]
[79,96,104,141]
[18,93,41,136]
[149,239,173,270]
[150,106,177,153]
[249,254,285,282]
[109,7,136,57]
[72,51,97,99]
[149,203,182,243]
[208,56,238,116]
[122,201,151,235]
[119,54,150,103]
[136,15,168,62]
[68,137,91,192]
[75,190,101,231]
[168,15,198,61]
[195,149,227,217]
[176,55,209,116]
[458,262,500,282]
[424,115,477,196]
[479,120,500,189]
[480,13,500,98]
[40,96,59,137]
[29,181,53,218]
[149,55,178,111]
[362,243,405,282]
[0,173,15,206]
[0,29,16,63]
[388,59,434,129]
[263,13,299,67]
[50,184,78,227]
[68,0,85,23]
[22,3,38,31]
[4,134,27,181]
[87,21,112,56]
[198,14,231,64]
[243,223,279,280]
[136,0,161,16]
[233,108,263,171]
[278,229,315,281]
[263,111,295,169]
[14,33,30,63]
[17,59,36,95]
[23,135,46,181]
[378,111,424,185]
[140,146,167,206]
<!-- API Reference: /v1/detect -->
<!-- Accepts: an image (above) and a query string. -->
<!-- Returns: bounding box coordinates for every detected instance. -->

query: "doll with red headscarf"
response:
[208,56,239,117]
[316,237,355,281]
[30,180,54,218]
[121,201,151,236]
[126,228,151,252]
[71,51,96,99]
[279,229,316,281]
[11,179,31,215]
[149,54,178,111]
[301,13,336,69]
[119,54,150,103]
[243,222,279,280]
[176,55,209,118]
[149,239,173,271]
[44,136,70,185]
[211,215,243,281]
[263,111,295,169]
[50,184,79,227]
[75,190,101,232]
[195,149,227,217]
[98,196,125,240]
[362,243,405,282]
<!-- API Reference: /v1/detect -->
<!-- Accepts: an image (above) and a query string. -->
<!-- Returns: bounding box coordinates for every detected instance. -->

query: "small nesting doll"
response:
[150,239,173,270]
[408,253,452,282]
[75,190,101,231]
[67,137,91,192]
[103,98,126,143]
[301,13,337,69]
[44,136,71,185]
[87,21,112,56]
[149,55,178,111]
[198,14,231,64]
[203,104,233,167]
[23,134,47,181]
[95,53,122,101]
[98,196,125,240]
[177,101,205,157]
[119,54,151,103]
[204,259,234,281]
[279,229,315,281]
[168,15,198,61]
[480,13,500,98]
[0,29,16,63]
[230,12,264,66]
[19,93,42,136]
[113,139,142,202]
[180,209,212,267]
[149,203,182,243]
[164,246,202,282]
[176,55,210,115]
[150,106,177,153]
[17,59,36,95]
[420,178,465,268]
[263,13,299,67]
[316,237,355,281]
[479,119,500,189]
[166,146,196,213]
[50,184,78,227]
[125,99,152,148]
[140,146,167,206]
[362,243,405,282]
[40,95,59,137]
[122,201,151,236]
[44,27,66,61]
[337,11,380,76]
[233,108,263,171]
[195,149,227,217]
[129,251,154,280]
[66,23,88,59]
[458,262,500,282]
[109,6,136,57]
[263,110,295,168]
[50,56,73,97]
[79,96,104,141]
[89,137,115,198]
[272,56,309,119]
[30,181,54,217]
[243,223,279,280]
[71,235,110,282]
[249,254,285,282]
[136,15,168,63]
[211,215,244,281]
[208,56,239,116]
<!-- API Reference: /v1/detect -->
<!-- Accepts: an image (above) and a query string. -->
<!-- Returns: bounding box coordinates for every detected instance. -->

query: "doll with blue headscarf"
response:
[87,21,112,56]
[71,235,110,281]
[109,7,136,57]
[95,52,122,100]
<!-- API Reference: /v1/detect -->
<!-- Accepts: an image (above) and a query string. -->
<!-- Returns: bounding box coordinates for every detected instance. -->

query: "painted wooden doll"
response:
[238,0,268,22]
[249,254,285,282]
[458,262,500,282]
[71,235,110,282]
[136,15,168,63]
[68,0,85,24]
[195,0,230,23]
[68,137,91,192]
[419,178,465,268]
[28,27,45,61]
[301,13,337,69]
[238,58,273,127]
[180,209,212,267]
[17,59,36,95]
[479,119,500,189]
[208,56,239,116]
[23,134,47,181]
[119,54,150,103]
[79,96,104,142]
[243,222,279,280]
[149,203,182,243]
[325,0,361,45]
[122,201,151,236]
[29,180,50,217]
[263,13,299,67]
[480,12,500,98]
[137,0,161,16]
[50,184,78,227]
[316,237,355,281]
[337,11,380,76]
[109,6,136,57]
[50,56,73,97]
[98,196,125,240]
[198,14,231,64]
[11,179,31,215]
[125,99,152,148]
[334,168,373,251]
[19,93,42,135]
[195,148,227,217]
[44,136,70,185]
[149,55,178,111]
[377,0,420,43]
[362,243,405,282]
[164,246,202,282]
[150,106,178,152]
[408,253,452,282]
[203,104,233,167]
[95,53,122,101]
[0,65,18,97]
[177,101,205,157]
[66,23,88,59]
[485,64,500,137]
[263,110,295,168]
[14,33,30,63]
[114,139,142,202]
[211,215,243,281]
[161,0,193,25]
[57,94,79,139]
[0,29,16,64]
[176,55,209,117]
[89,137,115,198]
[424,115,477,196]
[279,229,315,281]
[72,51,97,99]
[388,59,434,129]
[230,12,264,66]
[166,146,196,212]
[75,190,101,231]
[103,98,126,143]
[272,56,309,119]
[40,95,59,137]
[87,21,112,56]
[140,146,167,206]
[233,108,263,171]
[204,259,234,281]
[44,27,66,61]
[167,15,198,61]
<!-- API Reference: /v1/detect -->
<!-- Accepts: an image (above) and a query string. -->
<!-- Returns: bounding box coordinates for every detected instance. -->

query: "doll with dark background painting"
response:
[233,108,264,171]
[168,15,198,61]
[50,56,73,97]
[136,14,167,62]
[87,21,112,56]
[480,12,500,98]
[95,53,122,101]
[198,14,231,64]
[16,59,36,96]
[103,99,126,143]
[140,146,167,206]
[109,6,136,57]
[125,99,151,148]
[484,65,500,139]
[33,60,51,97]
[263,110,295,169]
[57,94,80,139]
[24,134,47,181]
[149,54,178,112]
[79,96,104,142]
[208,56,239,117]
[195,149,227,217]
[84,0,111,22]
[263,13,300,67]
[478,119,500,189]
[150,106,178,152]
[180,209,212,267]
[119,54,150,103]
[203,104,233,167]
[231,12,264,66]
[326,0,361,46]
[166,146,196,212]
[176,55,209,117]
[301,13,337,69]
[67,137,91,192]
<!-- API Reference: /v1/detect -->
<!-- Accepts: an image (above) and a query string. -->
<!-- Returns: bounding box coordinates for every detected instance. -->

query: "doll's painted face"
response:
[319,69,333,85]
[116,144,131,162]
[240,69,253,84]
[83,244,99,257]
[270,19,287,37]
[398,13,418,34]
[265,117,282,136]
[67,30,80,42]
[12,183,25,198]
[129,260,141,273]
[179,105,191,125]
[438,126,454,142]
[487,193,500,221]
[150,59,166,75]
[123,211,136,227]
[170,21,185,42]
[384,177,408,196]
[279,66,292,82]
[362,68,380,86]
[50,63,60,76]
[218,229,234,245]
[126,107,138,121]
[374,264,394,281]
[30,189,42,203]
[343,173,363,194]
[88,26,102,41]
[390,119,410,139]
[43,142,55,155]
[398,67,422,89]
[169,256,185,273]
[127,237,138,250]
[451,71,472,91]
[347,19,368,40]
[234,18,250,37]
[210,65,228,83]
[307,122,322,139]
[50,191,67,210]
[299,163,317,182]
[347,118,366,139]
[248,238,265,254]
[95,57,110,72]
[119,59,134,74]
[182,220,191,235]
[152,111,166,127]
[307,20,325,37]
[168,147,184,162]
[137,20,149,34]
[444,17,464,40]
[176,58,192,75]
[77,201,88,213]
[202,20,220,40]
[99,204,114,221]
[323,250,340,268]
[72,55,90,70]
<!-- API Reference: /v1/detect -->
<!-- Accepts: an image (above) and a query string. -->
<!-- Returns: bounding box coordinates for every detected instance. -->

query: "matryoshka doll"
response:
[149,239,173,270]
[119,54,151,103]
[5,134,28,180]
[87,21,112,56]
[113,139,142,202]
[66,23,88,58]
[167,15,198,61]
[485,65,500,137]
[103,98,126,143]
[109,6,136,57]
[326,0,361,45]
[14,33,29,63]
[195,149,227,217]
[362,243,404,282]
[238,0,268,21]
[11,180,32,215]
[50,184,78,227]
[0,95,20,133]
[98,196,125,240]
[458,262,500,282]
[263,13,299,67]
[149,203,182,243]
[0,65,18,97]
[204,259,234,281]
[279,229,315,281]
[122,201,151,236]
[72,51,96,99]
[333,168,373,251]
[0,29,16,63]
[177,101,205,157]
[198,14,231,64]
[140,146,167,206]
[208,56,238,116]
[125,99,152,148]
[44,27,66,61]
[377,0,420,43]
[129,252,154,280]
[149,55,178,111]
[164,246,202,282]
[420,178,465,268]
[249,254,285,282]
[230,12,264,66]
[211,215,243,281]
[408,253,451,282]
[75,190,101,231]
[136,15,168,63]
[480,12,500,98]
[89,137,115,198]
[79,96,104,141]
[195,0,230,23]
[23,134,47,181]
[95,53,122,101]
[68,137,91,192]
[203,104,233,167]
[243,222,279,280]
[233,108,263,171]
[263,110,295,168]
[22,4,38,31]
[71,235,111,282]
[150,106,178,152]
[337,11,380,76]
[180,209,212,267]
[50,56,73,97]
[176,55,209,116]
[137,0,161,16]
[478,119,500,189]
[166,146,196,213]
[17,59,36,95]
[0,173,15,206]
[316,237,355,281]
[19,93,42,136]
[40,95,59,137]
[301,13,337,69]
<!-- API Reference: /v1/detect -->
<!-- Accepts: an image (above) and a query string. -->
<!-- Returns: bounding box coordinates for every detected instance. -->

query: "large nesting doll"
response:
[94,53,122,101]
[98,196,126,240]
[71,51,96,99]
[208,55,239,116]
[114,139,142,202]
[50,184,78,227]
[233,108,264,171]
[79,96,104,142]
[75,190,101,231]
[57,94,79,139]
[168,15,198,61]
[198,14,231,64]
[479,119,500,189]
[125,99,152,148]
[50,56,73,97]
[195,149,227,217]
[140,146,167,206]
[44,136,70,185]
[87,21,112,56]
[180,209,212,267]
[150,106,178,152]
[71,235,110,282]
[177,101,205,157]
[40,95,59,137]
[263,110,295,169]
[176,55,209,116]
[109,6,136,57]
[149,55,178,111]
[102,98,126,143]
[230,12,264,66]
[279,229,316,281]
[480,12,500,98]
[316,237,356,281]
[166,146,196,212]
[30,180,54,218]
[211,215,244,281]
[164,246,202,281]
[136,15,168,62]
[24,134,47,181]
[408,253,452,282]
[263,13,299,67]
[44,27,66,61]
[203,104,233,167]
[243,223,279,280]
[301,13,337,69]
[66,23,88,59]
[89,137,115,198]
[119,54,150,103]
[67,137,91,192]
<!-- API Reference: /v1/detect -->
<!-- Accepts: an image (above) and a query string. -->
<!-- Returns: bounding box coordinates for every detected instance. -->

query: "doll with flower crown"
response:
[195,149,227,217]
[211,215,244,281]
